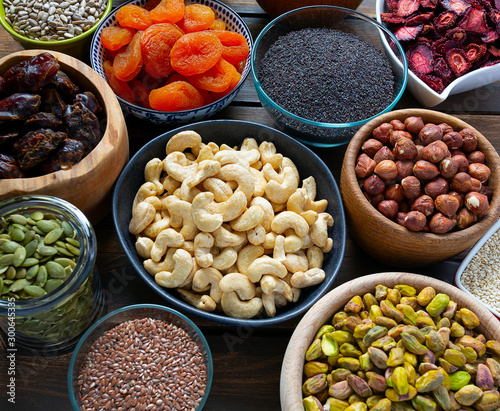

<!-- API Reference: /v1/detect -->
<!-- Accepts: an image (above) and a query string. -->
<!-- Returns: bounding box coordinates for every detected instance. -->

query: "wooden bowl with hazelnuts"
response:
[340,108,500,268]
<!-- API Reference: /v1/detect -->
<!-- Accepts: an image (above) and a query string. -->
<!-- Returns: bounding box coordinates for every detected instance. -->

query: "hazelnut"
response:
[404,210,427,232]
[390,119,406,131]
[411,195,435,217]
[419,123,443,145]
[456,207,477,229]
[460,128,478,152]
[435,194,460,218]
[374,160,398,181]
[404,116,424,134]
[438,123,454,136]
[479,185,493,201]
[422,140,448,163]
[439,157,459,179]
[468,163,491,183]
[394,137,418,160]
[395,212,407,226]
[362,138,383,157]
[470,177,482,192]
[414,145,425,161]
[429,213,456,234]
[373,146,395,163]
[363,174,386,196]
[355,153,376,179]
[442,131,463,150]
[372,123,393,144]
[465,191,490,216]
[413,160,440,180]
[467,150,485,164]
[448,191,464,208]
[378,200,399,220]
[424,177,449,199]
[389,130,413,146]
[401,176,422,200]
[384,184,404,202]
[452,154,469,173]
[396,160,414,180]
[451,172,473,193]
[365,192,384,208]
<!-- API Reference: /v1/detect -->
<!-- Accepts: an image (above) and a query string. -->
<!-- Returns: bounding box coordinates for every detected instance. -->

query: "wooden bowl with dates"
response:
[340,109,500,268]
[0,50,128,223]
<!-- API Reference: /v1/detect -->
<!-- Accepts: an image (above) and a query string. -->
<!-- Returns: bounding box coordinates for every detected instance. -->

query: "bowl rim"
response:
[374,0,500,106]
[455,217,500,318]
[280,271,500,410]
[250,4,408,129]
[342,108,500,242]
[112,119,346,327]
[67,303,213,410]
[0,0,113,45]
[90,0,253,114]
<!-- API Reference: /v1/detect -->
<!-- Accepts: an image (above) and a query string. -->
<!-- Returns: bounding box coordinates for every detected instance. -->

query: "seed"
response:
[9,214,28,225]
[2,240,22,253]
[37,246,58,256]
[46,261,66,278]
[9,278,31,292]
[44,279,64,293]
[35,265,48,287]
[13,246,27,267]
[24,285,48,297]
[44,227,64,244]
[10,227,25,241]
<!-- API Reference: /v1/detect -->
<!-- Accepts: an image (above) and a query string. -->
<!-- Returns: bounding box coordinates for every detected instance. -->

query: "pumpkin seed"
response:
[13,246,27,267]
[9,227,25,241]
[66,237,80,248]
[46,261,66,278]
[35,265,48,287]
[0,254,14,266]
[44,279,64,293]
[37,246,58,256]
[9,278,30,292]
[30,211,44,221]
[37,219,57,233]
[44,228,64,244]
[5,266,16,279]
[62,220,73,237]
[24,239,38,257]
[15,268,27,279]
[26,264,39,280]
[21,257,39,267]
[24,285,47,297]
[66,243,80,256]
[2,240,21,253]
[9,214,27,225]
[54,258,77,269]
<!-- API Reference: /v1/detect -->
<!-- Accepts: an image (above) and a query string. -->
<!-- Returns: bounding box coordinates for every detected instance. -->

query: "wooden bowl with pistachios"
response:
[340,109,500,268]
[280,272,500,411]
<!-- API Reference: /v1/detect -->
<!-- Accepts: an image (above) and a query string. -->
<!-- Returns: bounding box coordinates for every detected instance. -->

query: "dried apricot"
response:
[103,60,136,104]
[210,19,226,31]
[170,31,223,76]
[116,5,153,30]
[211,30,249,66]
[137,68,167,90]
[187,57,237,92]
[113,32,144,82]
[149,81,205,111]
[210,71,241,100]
[129,80,151,109]
[101,26,136,51]
[140,23,183,78]
[177,4,215,33]
[149,0,185,24]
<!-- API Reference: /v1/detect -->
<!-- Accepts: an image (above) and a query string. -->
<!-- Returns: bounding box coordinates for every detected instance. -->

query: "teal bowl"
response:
[0,0,113,61]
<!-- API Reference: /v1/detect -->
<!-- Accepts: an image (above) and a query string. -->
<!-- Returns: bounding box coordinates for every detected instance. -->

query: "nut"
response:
[465,191,490,216]
[384,184,404,202]
[404,116,424,134]
[439,157,459,179]
[451,172,473,193]
[456,207,477,229]
[363,175,386,196]
[373,146,395,163]
[374,160,398,180]
[419,123,443,145]
[443,131,463,150]
[372,123,393,144]
[468,163,491,183]
[390,130,413,146]
[452,154,469,173]
[378,200,399,220]
[467,150,485,164]
[390,119,406,130]
[401,176,422,200]
[396,160,414,180]
[429,212,455,234]
[356,153,376,179]
[395,212,407,226]
[439,123,454,135]
[422,140,448,163]
[404,210,427,232]
[411,195,434,217]
[479,184,493,201]
[435,194,460,217]
[424,177,449,199]
[413,160,440,180]
[448,191,464,207]
[460,128,478,152]
[394,137,418,160]
[471,177,482,192]
[362,138,383,157]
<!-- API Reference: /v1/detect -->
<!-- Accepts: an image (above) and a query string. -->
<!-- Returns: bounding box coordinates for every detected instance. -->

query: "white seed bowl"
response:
[375,0,500,107]
[90,0,252,125]
[455,218,500,319]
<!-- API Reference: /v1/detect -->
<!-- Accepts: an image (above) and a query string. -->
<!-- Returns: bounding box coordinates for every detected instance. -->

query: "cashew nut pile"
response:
[128,130,335,319]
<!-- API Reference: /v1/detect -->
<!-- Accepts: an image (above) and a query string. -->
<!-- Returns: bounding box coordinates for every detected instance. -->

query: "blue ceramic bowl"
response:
[112,120,346,327]
[90,0,252,125]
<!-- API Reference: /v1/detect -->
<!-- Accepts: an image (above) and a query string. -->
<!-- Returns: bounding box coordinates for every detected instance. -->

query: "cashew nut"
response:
[260,275,293,302]
[247,224,266,245]
[184,160,221,188]
[283,233,305,253]
[144,158,164,194]
[177,289,217,312]
[212,224,246,248]
[310,212,334,248]
[262,231,277,250]
[291,268,326,288]
[207,190,247,222]
[192,192,224,232]
[271,211,309,237]
[192,267,223,303]
[166,130,202,154]
[283,250,309,273]
[250,167,267,197]
[229,205,264,232]
[216,164,255,201]
[133,182,157,211]
[194,144,214,162]
[143,248,176,275]
[287,189,319,225]
[321,238,333,253]
[302,176,328,213]
[163,196,198,240]
[262,291,288,318]
[236,244,265,275]
[135,237,154,259]
[211,247,238,271]
[154,249,194,288]
[142,217,170,238]
[219,273,256,300]
[203,178,233,202]
[163,152,199,182]
[161,175,181,195]
[259,141,283,169]
[221,291,263,319]
[265,166,300,204]
[250,197,274,231]
[129,201,156,235]
[150,228,184,262]
[214,150,250,169]
[194,232,214,268]
[177,181,202,203]
[273,234,286,263]
[240,138,261,165]
[246,255,287,283]
[307,246,324,269]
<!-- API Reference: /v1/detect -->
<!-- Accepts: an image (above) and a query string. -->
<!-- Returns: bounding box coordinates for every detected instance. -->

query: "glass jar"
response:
[0,195,104,352]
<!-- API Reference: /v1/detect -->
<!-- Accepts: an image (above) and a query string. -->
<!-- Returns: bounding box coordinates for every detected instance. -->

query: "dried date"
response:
[63,102,100,155]
[42,139,84,173]
[25,112,63,130]
[13,129,67,170]
[0,154,24,179]
[0,93,41,121]
[50,70,80,96]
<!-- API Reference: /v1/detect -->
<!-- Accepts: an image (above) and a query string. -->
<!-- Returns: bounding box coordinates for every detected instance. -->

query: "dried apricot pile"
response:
[100,0,249,111]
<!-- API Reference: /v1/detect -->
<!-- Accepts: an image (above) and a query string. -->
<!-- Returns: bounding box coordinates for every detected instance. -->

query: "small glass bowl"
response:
[251,6,408,147]
[68,304,213,410]
[0,195,104,352]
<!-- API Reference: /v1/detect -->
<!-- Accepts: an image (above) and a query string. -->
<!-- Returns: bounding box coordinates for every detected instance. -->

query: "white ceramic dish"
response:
[455,218,500,319]
[375,0,500,107]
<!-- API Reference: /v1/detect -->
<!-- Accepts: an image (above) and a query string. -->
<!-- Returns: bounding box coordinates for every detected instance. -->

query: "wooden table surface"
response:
[1,0,499,410]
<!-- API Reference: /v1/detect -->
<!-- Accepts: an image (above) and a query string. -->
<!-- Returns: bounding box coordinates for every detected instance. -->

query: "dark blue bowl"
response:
[112,120,346,326]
